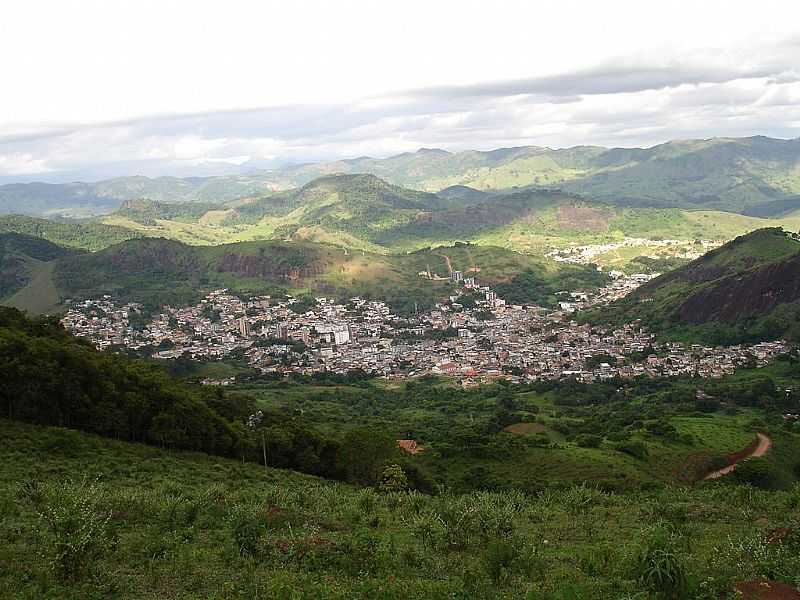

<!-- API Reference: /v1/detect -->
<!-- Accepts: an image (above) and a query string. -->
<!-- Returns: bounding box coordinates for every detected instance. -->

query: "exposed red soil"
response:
[704,433,772,480]
[555,203,611,231]
[734,580,800,600]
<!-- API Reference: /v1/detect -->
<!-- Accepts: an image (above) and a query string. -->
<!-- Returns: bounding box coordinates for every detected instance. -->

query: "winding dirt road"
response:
[704,433,772,480]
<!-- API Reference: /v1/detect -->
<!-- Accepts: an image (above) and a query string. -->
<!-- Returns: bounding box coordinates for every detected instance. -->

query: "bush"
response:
[734,457,787,490]
[614,440,649,460]
[632,527,688,599]
[227,504,264,556]
[33,479,114,581]
[575,434,603,448]
[483,538,518,584]
[378,464,409,493]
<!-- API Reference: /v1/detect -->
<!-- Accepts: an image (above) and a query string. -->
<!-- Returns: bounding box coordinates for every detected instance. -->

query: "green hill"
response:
[0,231,605,315]
[585,228,800,344]
[0,232,78,300]
[45,237,604,315]
[0,214,140,251]
[274,137,800,213]
[95,175,800,258]
[0,174,281,217]
[4,136,800,218]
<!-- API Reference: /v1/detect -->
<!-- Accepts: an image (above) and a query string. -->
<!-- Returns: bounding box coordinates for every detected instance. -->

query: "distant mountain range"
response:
[2,135,800,217]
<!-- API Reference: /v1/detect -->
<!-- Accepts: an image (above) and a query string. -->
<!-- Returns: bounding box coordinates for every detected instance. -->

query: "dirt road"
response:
[704,432,772,480]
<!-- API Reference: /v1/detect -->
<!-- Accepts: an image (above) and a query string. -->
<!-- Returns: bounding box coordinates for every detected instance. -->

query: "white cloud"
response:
[1,0,799,180]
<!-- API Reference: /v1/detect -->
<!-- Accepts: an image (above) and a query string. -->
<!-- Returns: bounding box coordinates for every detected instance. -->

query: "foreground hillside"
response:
[3,418,800,599]
[586,228,800,344]
[3,305,800,597]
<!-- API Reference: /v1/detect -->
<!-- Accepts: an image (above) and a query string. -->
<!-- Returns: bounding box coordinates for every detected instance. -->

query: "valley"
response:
[6,7,800,599]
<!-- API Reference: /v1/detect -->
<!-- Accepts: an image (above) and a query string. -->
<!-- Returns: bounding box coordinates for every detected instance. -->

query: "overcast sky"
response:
[2,0,800,182]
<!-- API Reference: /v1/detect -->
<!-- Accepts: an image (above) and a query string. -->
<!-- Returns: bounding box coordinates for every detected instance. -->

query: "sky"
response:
[1,0,800,182]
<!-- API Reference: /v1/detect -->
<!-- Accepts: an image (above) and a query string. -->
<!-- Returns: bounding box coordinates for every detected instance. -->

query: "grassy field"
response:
[3,417,800,599]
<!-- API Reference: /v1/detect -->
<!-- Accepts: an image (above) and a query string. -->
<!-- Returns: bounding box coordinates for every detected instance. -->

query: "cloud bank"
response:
[2,37,800,182]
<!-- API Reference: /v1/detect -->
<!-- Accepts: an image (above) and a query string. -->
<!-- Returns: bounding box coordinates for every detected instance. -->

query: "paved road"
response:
[704,432,772,480]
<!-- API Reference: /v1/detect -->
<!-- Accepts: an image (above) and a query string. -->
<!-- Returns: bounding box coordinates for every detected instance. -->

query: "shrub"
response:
[227,504,264,556]
[614,440,649,460]
[632,527,687,599]
[378,464,409,493]
[34,479,114,581]
[575,434,603,448]
[483,538,518,584]
[734,457,787,490]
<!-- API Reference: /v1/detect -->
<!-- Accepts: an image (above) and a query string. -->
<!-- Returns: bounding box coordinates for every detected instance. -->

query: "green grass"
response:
[235,376,800,493]
[3,418,800,599]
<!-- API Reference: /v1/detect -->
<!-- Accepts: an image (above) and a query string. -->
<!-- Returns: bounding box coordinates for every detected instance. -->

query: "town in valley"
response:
[61,271,789,386]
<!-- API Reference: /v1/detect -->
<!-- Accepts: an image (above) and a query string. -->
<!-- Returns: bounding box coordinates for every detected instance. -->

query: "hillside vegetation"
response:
[46,237,603,315]
[0,214,140,251]
[96,174,800,258]
[3,417,800,599]
[0,233,78,299]
[4,298,800,597]
[585,228,800,344]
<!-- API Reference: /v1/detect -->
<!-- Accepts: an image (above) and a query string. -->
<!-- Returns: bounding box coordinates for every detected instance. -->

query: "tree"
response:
[338,427,397,485]
[378,464,409,492]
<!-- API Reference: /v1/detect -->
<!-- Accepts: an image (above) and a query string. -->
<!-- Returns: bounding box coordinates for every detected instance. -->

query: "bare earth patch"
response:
[735,580,800,600]
[556,203,612,232]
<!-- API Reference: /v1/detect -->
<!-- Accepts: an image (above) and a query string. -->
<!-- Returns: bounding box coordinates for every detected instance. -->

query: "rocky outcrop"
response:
[675,254,800,323]
[215,253,326,280]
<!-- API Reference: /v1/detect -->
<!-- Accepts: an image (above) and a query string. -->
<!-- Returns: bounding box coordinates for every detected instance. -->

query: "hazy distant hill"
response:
[3,136,800,217]
[0,174,284,217]
[585,228,800,344]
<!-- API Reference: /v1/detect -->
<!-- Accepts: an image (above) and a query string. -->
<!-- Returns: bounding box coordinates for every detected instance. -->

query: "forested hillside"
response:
[0,214,140,250]
[0,307,421,484]
[12,237,601,315]
[0,233,78,299]
[93,174,800,257]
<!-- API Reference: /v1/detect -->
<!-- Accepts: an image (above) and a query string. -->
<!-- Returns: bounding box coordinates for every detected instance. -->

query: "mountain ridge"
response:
[3,135,800,217]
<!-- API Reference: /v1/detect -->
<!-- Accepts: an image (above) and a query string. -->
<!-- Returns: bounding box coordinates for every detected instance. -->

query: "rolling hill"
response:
[0,214,140,251]
[0,232,79,301]
[3,236,604,315]
[4,136,800,217]
[94,174,800,259]
[585,228,800,344]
